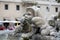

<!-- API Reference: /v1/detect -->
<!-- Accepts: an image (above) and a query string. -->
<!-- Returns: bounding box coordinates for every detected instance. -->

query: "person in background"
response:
[8,23,15,30]
[3,22,9,29]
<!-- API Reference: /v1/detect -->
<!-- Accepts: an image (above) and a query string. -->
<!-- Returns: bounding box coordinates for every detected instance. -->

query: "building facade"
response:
[0,0,60,21]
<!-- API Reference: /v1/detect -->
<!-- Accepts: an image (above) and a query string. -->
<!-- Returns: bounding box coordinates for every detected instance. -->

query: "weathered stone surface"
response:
[32,17,45,27]
[41,29,50,36]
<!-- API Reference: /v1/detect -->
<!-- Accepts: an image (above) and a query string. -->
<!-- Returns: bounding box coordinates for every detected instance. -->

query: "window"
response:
[56,0,57,1]
[47,0,49,1]
[15,23,17,26]
[5,4,8,10]
[46,7,49,12]
[56,0,60,3]
[18,23,20,25]
[16,5,20,10]
[55,7,58,12]
[37,6,40,8]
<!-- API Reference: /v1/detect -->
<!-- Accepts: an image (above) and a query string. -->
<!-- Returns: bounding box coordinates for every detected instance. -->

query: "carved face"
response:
[24,12,33,19]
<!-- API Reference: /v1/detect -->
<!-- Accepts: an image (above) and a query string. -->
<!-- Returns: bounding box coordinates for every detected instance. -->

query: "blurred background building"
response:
[0,0,60,21]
